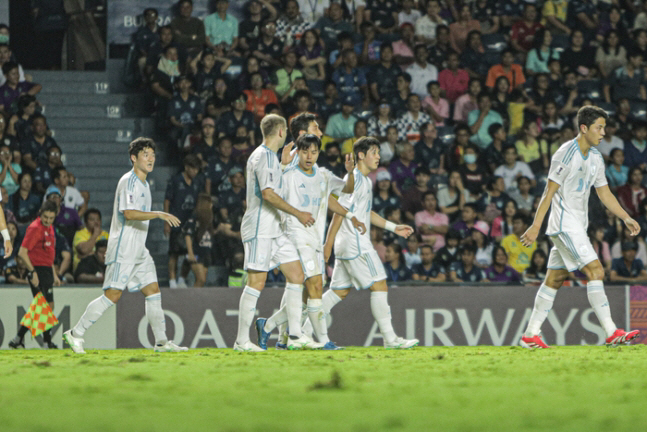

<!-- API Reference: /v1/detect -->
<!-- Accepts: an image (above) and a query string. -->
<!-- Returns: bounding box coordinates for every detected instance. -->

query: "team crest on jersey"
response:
[556,166,564,175]
[128,194,134,204]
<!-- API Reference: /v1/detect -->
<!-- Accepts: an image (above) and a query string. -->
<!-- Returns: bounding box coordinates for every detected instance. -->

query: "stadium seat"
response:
[437,126,455,146]
[577,80,603,102]
[630,101,647,121]
[597,102,616,117]
[482,34,507,53]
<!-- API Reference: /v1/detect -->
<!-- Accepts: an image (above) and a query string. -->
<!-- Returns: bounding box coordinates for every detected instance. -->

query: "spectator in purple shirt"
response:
[46,185,82,248]
[388,141,418,196]
[0,62,41,114]
[484,245,522,283]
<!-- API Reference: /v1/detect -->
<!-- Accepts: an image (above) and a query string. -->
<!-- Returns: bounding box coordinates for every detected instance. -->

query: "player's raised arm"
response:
[341,154,355,193]
[370,211,414,238]
[596,185,641,236]
[261,187,315,227]
[327,195,365,234]
[521,180,560,247]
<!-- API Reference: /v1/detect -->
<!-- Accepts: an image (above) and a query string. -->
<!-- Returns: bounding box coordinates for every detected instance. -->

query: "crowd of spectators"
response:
[124,0,647,287]
[10,0,647,287]
[0,25,102,285]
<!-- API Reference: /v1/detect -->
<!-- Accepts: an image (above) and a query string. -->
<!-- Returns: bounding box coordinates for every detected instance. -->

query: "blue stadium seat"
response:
[437,126,455,146]
[482,33,507,53]
[630,101,647,122]
[597,102,616,117]
[577,80,603,102]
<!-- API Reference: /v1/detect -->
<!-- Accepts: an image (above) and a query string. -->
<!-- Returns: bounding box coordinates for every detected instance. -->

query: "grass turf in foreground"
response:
[0,345,646,432]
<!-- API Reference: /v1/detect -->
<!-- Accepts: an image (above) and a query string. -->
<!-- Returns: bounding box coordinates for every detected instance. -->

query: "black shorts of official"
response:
[192,246,212,267]
[29,266,54,304]
[168,228,187,255]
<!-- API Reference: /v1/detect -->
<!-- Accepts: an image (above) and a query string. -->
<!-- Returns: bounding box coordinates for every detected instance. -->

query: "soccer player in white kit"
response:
[63,138,188,354]
[234,114,316,352]
[323,137,420,349]
[520,106,641,348]
[256,134,365,350]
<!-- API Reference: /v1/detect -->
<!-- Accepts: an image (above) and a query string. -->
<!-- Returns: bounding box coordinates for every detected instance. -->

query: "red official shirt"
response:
[22,217,56,267]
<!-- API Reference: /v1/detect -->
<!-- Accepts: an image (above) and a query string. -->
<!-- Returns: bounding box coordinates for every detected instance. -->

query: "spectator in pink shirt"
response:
[392,23,416,68]
[422,81,449,126]
[453,78,481,122]
[414,191,449,251]
[449,4,481,54]
[438,52,469,103]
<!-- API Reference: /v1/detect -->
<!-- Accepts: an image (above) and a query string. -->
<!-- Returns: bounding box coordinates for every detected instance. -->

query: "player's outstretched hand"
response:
[395,225,414,238]
[351,217,366,234]
[297,211,315,227]
[521,225,539,247]
[3,239,12,259]
[624,217,641,236]
[281,141,295,166]
[158,212,181,228]
[344,153,355,172]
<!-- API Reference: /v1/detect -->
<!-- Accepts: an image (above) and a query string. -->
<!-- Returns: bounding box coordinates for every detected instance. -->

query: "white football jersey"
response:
[282,165,345,249]
[105,170,153,265]
[546,138,607,235]
[334,168,374,259]
[241,145,283,241]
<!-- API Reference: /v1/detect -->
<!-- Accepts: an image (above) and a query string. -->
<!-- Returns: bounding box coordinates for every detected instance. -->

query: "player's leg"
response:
[63,288,121,354]
[304,275,330,344]
[521,267,569,348]
[580,260,640,346]
[234,238,271,351]
[369,280,419,349]
[178,259,190,288]
[140,281,188,352]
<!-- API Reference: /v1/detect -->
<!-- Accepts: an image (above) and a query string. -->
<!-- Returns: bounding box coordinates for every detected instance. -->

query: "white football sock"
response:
[301,302,314,338]
[264,302,287,333]
[73,295,114,337]
[236,286,261,344]
[145,293,168,345]
[286,283,303,338]
[322,289,342,314]
[525,284,558,337]
[587,280,616,338]
[370,291,397,344]
[307,299,329,344]
[277,290,287,340]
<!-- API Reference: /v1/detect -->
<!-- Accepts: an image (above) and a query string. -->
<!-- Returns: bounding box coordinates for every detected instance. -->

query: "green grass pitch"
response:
[1,345,647,432]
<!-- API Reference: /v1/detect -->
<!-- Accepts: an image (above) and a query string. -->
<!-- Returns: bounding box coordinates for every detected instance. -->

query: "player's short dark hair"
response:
[84,208,102,224]
[460,244,476,255]
[446,228,461,241]
[290,112,317,138]
[52,166,67,181]
[47,144,62,156]
[398,72,412,83]
[31,113,46,125]
[464,203,478,213]
[2,61,18,76]
[353,136,380,164]
[380,41,393,52]
[128,137,156,165]
[422,190,436,202]
[295,133,321,152]
[337,31,353,42]
[95,239,108,250]
[183,154,201,169]
[143,7,158,16]
[326,142,340,152]
[384,206,400,219]
[39,200,58,216]
[577,106,609,130]
[477,91,491,103]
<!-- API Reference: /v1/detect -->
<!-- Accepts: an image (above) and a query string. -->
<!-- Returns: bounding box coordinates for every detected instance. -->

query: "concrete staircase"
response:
[29,67,175,285]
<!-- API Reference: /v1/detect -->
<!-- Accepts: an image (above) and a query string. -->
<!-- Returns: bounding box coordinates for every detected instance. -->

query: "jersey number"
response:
[576,178,591,192]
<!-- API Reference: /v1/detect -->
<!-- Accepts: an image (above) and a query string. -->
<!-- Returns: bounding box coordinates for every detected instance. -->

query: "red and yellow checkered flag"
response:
[20,292,58,337]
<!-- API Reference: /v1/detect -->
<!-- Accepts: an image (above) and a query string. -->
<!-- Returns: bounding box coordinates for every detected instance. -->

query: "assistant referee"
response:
[9,201,61,349]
